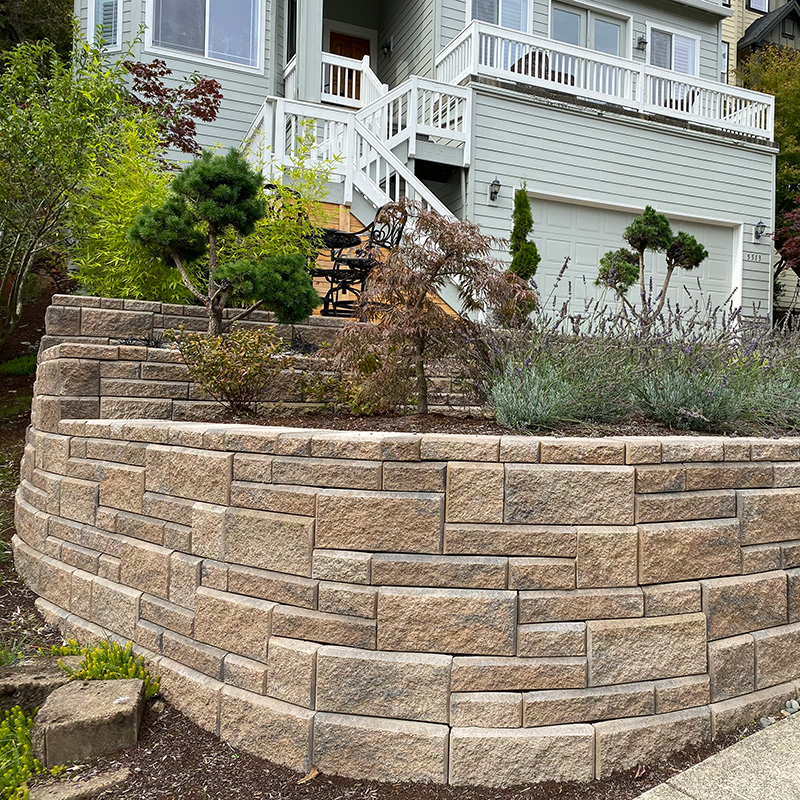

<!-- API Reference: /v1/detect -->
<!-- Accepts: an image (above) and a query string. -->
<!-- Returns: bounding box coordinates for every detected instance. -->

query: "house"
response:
[722,0,800,84]
[79,0,778,318]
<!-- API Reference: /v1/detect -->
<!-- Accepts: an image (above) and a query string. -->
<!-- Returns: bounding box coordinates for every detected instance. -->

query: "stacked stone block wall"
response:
[15,349,800,786]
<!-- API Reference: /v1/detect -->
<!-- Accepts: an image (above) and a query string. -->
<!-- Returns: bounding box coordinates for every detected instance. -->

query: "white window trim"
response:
[645,21,702,76]
[548,0,633,59]
[143,0,266,75]
[87,0,123,50]
[465,0,534,35]
[321,19,378,59]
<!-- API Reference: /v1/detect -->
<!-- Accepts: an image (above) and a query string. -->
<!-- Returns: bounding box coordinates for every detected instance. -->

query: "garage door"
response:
[530,198,736,314]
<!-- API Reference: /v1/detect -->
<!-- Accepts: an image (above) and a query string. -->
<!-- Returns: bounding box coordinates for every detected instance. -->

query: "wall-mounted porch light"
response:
[489,178,501,202]
[381,39,393,57]
[636,36,648,52]
[754,220,767,240]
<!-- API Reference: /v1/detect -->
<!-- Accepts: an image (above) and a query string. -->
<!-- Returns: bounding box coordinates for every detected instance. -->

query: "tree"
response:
[334,202,537,414]
[130,149,321,334]
[596,206,708,325]
[508,184,541,281]
[0,0,72,61]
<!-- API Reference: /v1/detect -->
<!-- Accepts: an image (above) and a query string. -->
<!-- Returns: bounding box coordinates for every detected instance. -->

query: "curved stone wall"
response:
[13,342,800,787]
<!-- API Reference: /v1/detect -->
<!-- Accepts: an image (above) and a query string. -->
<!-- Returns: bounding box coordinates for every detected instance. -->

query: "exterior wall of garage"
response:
[466,83,776,315]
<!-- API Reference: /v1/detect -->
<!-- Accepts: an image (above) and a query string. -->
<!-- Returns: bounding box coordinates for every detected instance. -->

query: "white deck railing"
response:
[321,53,387,109]
[435,20,774,139]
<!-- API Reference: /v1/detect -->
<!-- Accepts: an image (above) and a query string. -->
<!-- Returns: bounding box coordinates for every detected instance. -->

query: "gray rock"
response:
[0,657,83,714]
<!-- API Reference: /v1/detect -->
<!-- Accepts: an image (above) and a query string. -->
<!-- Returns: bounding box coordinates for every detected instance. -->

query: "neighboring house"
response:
[722,0,800,84]
[78,0,778,317]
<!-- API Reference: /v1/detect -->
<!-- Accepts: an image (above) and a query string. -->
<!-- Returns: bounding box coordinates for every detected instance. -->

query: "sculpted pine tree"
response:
[508,184,541,281]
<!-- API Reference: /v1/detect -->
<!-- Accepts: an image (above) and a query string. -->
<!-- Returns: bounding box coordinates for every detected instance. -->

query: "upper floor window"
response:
[747,0,768,12]
[551,3,625,57]
[471,0,529,32]
[90,0,121,48]
[721,40,729,83]
[649,27,698,76]
[152,0,261,67]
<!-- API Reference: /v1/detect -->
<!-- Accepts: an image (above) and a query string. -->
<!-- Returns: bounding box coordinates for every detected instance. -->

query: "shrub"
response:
[0,355,36,377]
[0,706,43,799]
[509,185,541,282]
[170,327,292,415]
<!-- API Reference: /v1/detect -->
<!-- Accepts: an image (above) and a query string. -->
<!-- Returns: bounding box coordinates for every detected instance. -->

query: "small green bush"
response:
[0,706,43,799]
[0,355,36,377]
[170,327,292,415]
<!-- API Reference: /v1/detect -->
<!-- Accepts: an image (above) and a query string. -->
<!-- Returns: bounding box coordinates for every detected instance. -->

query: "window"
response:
[721,40,729,83]
[551,3,625,57]
[747,0,768,11]
[783,17,795,38]
[286,0,297,60]
[649,27,697,76]
[152,0,261,67]
[471,0,529,32]
[90,0,121,47]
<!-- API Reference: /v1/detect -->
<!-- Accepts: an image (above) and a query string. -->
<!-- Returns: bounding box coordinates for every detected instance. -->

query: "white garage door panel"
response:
[530,199,735,312]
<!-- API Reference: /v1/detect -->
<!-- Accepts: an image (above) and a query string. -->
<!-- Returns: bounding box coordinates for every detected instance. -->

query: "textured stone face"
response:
[193,587,273,660]
[450,656,586,692]
[372,553,507,590]
[654,675,710,713]
[708,634,755,702]
[312,549,371,584]
[738,488,800,544]
[145,445,232,506]
[505,464,635,526]
[315,646,451,723]
[313,713,449,784]
[587,614,707,686]
[449,726,595,787]
[266,637,319,708]
[508,557,575,591]
[752,622,800,689]
[443,524,576,557]
[709,683,797,738]
[643,582,702,617]
[638,519,741,584]
[445,462,504,524]
[518,587,643,623]
[576,527,638,588]
[157,658,221,734]
[316,490,443,553]
[523,683,654,727]
[377,587,517,656]
[516,622,586,658]
[450,692,521,728]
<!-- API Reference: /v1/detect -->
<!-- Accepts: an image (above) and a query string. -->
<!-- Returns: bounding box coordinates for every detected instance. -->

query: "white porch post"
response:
[296,0,323,103]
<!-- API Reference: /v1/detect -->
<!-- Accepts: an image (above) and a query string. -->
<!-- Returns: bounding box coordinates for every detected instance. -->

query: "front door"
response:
[329,31,371,100]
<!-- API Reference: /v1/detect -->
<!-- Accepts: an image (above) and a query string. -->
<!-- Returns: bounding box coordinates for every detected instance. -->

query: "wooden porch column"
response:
[296,0,323,103]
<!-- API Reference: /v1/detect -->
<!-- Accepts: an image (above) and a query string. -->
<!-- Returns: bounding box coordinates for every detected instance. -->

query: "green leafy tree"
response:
[596,206,708,325]
[508,184,541,281]
[0,0,72,60]
[130,149,321,334]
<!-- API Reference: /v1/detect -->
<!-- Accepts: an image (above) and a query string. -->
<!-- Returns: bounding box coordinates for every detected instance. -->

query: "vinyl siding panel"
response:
[466,86,775,311]
[377,0,436,84]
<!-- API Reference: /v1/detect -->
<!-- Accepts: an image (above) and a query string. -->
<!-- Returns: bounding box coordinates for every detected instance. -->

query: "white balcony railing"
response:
[435,21,774,139]
[321,53,387,109]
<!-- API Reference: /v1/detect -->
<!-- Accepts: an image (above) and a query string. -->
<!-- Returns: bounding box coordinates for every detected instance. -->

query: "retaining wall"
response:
[12,317,800,787]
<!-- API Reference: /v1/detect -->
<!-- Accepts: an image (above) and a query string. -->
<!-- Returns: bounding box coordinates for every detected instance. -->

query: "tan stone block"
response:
[789,568,800,622]
[37,433,71,473]
[499,436,540,463]
[638,519,740,584]
[710,682,797,738]
[272,605,376,649]
[702,572,788,640]
[114,510,165,545]
[576,527,638,589]
[588,614,707,686]
[157,657,222,734]
[753,622,800,689]
[450,692,522,728]
[266,637,319,708]
[163,522,191,552]
[194,587,273,660]
[201,559,228,590]
[231,481,317,517]
[90,576,140,639]
[742,544,782,574]
[449,725,595,787]
[119,540,171,598]
[232,453,272,483]
[145,445,233,505]
[140,594,194,637]
[509,557,575,590]
[635,490,736,524]
[784,540,800,569]
[382,461,446,493]
[518,588,643,623]
[377,587,516,656]
[643,581,702,617]
[316,646,451,723]
[60,541,99,574]
[190,502,225,560]
[420,434,499,462]
[272,456,382,491]
[451,656,586,691]
[312,549,371,584]
[372,554,507,589]
[169,552,201,610]
[635,465,685,494]
[446,462,504,524]
[70,569,93,618]
[708,634,755,701]
[654,675,710,713]
[223,653,268,694]
[316,490,443,554]
[517,622,586,657]
[223,507,314,577]
[739,489,800,544]
[595,708,711,778]
[723,440,752,461]
[751,440,800,461]
[162,630,225,679]
[505,464,634,526]
[98,463,145,514]
[774,463,800,488]
[220,686,314,773]
[14,498,48,551]
[227,564,316,609]
[625,439,662,465]
[98,554,120,583]
[684,463,772,491]
[444,523,576,557]
[318,582,376,618]
[661,439,723,463]
[310,431,421,462]
[523,683,653,727]
[540,439,625,465]
[134,619,163,652]
[59,477,97,525]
